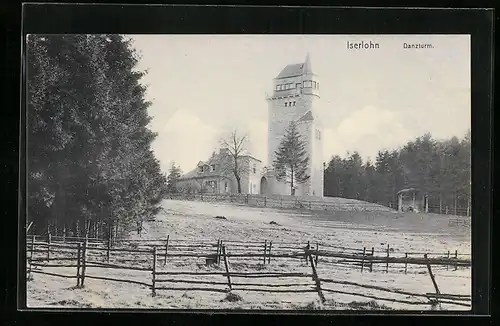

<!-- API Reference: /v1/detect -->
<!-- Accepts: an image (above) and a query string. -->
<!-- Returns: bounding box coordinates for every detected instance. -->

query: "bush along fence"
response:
[26,235,471,309]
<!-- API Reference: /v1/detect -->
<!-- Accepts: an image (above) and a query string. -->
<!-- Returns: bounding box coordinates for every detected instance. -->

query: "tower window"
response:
[316,129,321,140]
[285,102,288,107]
[317,82,320,90]
[313,81,317,88]
[293,101,296,106]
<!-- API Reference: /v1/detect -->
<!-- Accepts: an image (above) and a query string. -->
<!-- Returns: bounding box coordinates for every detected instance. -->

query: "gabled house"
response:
[176,148,263,194]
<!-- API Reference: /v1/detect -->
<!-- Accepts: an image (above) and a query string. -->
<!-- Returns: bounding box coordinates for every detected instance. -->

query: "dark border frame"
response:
[9,2,494,324]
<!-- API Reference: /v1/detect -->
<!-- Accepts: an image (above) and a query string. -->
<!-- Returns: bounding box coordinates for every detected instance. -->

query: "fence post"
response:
[63,225,66,243]
[81,240,88,287]
[386,244,390,273]
[216,239,221,265]
[246,194,249,204]
[76,242,82,287]
[268,241,272,264]
[28,235,35,280]
[164,235,170,266]
[446,251,450,270]
[263,240,267,265]
[315,243,319,266]
[425,253,441,308]
[47,233,52,262]
[264,196,267,207]
[454,250,458,271]
[405,253,408,274]
[309,201,312,210]
[306,241,310,265]
[76,220,80,238]
[370,247,374,272]
[152,246,157,296]
[222,245,232,290]
[308,253,326,303]
[361,247,366,272]
[107,236,111,263]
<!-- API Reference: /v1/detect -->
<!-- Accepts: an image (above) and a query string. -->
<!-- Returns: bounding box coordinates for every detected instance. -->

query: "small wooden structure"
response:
[397,188,428,213]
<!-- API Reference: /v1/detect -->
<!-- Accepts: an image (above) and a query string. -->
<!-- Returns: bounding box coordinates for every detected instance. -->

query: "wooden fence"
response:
[26,235,471,309]
[166,193,392,213]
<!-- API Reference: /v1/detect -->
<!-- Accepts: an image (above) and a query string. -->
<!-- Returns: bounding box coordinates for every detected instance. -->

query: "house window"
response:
[253,165,256,173]
[210,164,216,172]
[224,182,228,192]
[199,166,204,173]
[293,101,296,106]
[285,102,288,107]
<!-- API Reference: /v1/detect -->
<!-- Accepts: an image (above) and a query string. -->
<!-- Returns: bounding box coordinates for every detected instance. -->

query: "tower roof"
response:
[275,53,313,79]
[298,110,314,122]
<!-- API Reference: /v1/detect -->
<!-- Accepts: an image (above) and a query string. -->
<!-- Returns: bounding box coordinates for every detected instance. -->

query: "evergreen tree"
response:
[273,121,310,195]
[27,34,167,237]
[324,155,343,197]
[322,130,471,215]
[166,162,183,193]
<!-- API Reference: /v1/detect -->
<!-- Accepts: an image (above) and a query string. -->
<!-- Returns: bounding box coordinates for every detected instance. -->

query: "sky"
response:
[130,35,471,174]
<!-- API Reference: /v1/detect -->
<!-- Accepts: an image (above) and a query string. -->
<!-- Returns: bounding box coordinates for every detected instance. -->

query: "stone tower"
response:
[265,53,324,197]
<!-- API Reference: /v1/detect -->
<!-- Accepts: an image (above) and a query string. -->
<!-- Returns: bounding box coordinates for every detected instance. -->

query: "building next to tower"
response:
[177,53,324,198]
[262,53,324,197]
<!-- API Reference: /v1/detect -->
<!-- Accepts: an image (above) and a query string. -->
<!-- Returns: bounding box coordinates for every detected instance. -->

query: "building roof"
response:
[276,53,313,79]
[298,110,314,122]
[178,150,262,180]
[276,63,305,79]
[397,188,421,195]
[240,154,262,163]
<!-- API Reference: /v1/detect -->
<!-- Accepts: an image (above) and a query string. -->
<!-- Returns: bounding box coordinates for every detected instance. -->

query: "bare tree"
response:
[219,130,250,194]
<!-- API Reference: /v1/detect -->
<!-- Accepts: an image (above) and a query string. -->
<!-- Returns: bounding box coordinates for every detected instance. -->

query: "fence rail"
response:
[166,193,392,212]
[26,235,471,309]
[165,193,472,217]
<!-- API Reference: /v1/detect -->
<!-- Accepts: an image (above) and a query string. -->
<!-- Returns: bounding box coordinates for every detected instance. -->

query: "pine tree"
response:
[27,34,167,237]
[273,121,310,195]
[167,162,183,193]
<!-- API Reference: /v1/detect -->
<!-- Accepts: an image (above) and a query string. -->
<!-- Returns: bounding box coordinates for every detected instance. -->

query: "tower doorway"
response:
[260,177,268,195]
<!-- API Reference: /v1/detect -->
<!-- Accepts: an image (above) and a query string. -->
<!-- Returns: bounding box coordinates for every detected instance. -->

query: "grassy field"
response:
[27,198,471,310]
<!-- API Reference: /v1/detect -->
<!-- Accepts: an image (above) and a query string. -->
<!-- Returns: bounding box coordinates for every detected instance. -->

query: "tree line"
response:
[324,131,471,215]
[27,35,167,239]
[167,125,471,216]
